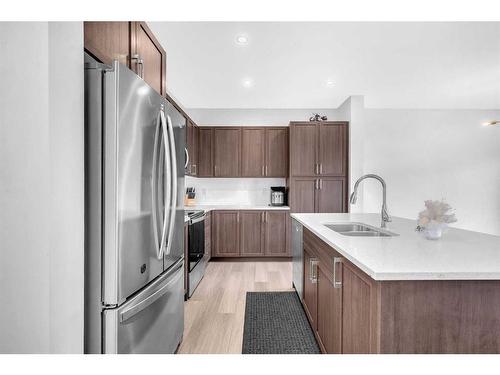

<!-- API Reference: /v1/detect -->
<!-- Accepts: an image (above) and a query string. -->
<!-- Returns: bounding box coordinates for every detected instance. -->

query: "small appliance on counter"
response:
[270,186,287,206]
[185,187,196,206]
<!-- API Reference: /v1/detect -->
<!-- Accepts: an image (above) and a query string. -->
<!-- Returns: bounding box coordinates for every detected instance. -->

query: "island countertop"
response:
[291,213,500,281]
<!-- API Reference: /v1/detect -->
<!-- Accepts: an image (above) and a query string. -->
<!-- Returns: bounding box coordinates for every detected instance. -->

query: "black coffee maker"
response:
[270,186,287,206]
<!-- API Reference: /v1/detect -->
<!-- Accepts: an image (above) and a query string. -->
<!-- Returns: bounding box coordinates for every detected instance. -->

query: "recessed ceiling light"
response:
[235,34,249,45]
[482,120,499,126]
[242,78,254,88]
[326,79,335,87]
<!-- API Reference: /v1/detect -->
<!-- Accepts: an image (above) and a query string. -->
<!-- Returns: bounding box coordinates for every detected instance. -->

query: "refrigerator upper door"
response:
[102,259,184,354]
[163,101,186,272]
[103,61,167,305]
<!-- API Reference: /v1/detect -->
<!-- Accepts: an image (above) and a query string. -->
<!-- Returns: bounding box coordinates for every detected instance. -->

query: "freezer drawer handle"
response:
[119,265,183,323]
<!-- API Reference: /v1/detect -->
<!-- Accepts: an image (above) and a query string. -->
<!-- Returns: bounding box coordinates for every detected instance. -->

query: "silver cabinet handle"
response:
[214,165,218,176]
[319,179,323,190]
[315,179,319,190]
[319,163,323,174]
[131,54,144,79]
[310,258,319,283]
[265,165,268,176]
[192,164,197,176]
[333,257,342,288]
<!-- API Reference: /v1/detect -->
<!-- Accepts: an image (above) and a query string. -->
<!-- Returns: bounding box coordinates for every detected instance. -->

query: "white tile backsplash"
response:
[185,176,286,206]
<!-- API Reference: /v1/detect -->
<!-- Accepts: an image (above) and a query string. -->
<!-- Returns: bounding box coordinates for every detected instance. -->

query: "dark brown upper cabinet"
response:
[241,128,266,177]
[289,177,346,213]
[318,122,347,176]
[186,120,199,176]
[265,127,288,177]
[213,128,241,177]
[84,21,166,96]
[290,123,317,176]
[131,22,167,96]
[84,22,130,66]
[289,121,348,177]
[197,127,213,177]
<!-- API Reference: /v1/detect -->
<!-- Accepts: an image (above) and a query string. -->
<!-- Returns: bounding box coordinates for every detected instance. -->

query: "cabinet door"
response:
[241,128,265,177]
[317,264,342,354]
[318,122,347,176]
[212,211,239,257]
[131,22,166,96]
[204,212,211,261]
[290,178,317,213]
[265,127,288,177]
[84,22,131,66]
[342,261,378,354]
[191,124,199,176]
[198,127,213,177]
[316,178,346,213]
[240,211,265,256]
[290,123,317,176]
[264,211,288,256]
[303,246,318,330]
[214,128,241,177]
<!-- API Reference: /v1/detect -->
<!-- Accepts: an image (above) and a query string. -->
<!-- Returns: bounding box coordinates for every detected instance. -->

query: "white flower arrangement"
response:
[416,199,457,233]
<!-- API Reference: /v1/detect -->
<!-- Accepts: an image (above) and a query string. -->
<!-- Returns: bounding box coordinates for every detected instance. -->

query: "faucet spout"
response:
[350,174,392,228]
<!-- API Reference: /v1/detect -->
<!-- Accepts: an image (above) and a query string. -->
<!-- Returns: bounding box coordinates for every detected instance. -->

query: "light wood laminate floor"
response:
[178,259,293,354]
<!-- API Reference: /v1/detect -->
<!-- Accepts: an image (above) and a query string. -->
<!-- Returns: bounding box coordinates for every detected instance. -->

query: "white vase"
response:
[423,223,446,240]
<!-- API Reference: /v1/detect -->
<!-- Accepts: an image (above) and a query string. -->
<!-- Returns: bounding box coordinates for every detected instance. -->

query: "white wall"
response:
[188,108,345,126]
[359,107,500,235]
[0,22,84,353]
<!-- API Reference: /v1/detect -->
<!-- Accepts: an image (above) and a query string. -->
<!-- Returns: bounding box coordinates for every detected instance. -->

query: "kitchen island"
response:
[291,213,500,354]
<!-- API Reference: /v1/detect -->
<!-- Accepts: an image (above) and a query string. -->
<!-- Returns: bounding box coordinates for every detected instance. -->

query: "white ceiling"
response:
[148,22,500,109]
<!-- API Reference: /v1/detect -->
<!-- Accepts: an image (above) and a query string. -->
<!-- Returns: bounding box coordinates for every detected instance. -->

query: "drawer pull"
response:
[333,257,342,288]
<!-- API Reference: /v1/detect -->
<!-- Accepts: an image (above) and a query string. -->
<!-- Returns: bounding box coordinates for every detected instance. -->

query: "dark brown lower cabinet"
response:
[302,246,318,331]
[240,211,265,256]
[302,228,500,354]
[212,210,290,258]
[264,211,289,256]
[204,212,211,261]
[212,211,240,257]
[317,263,342,353]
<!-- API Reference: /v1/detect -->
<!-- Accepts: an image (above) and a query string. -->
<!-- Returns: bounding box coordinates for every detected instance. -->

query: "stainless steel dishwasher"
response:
[292,218,303,298]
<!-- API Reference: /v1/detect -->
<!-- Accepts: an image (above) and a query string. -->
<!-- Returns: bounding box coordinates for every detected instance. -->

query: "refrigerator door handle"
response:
[119,262,183,323]
[164,113,178,256]
[159,109,172,258]
[151,110,162,260]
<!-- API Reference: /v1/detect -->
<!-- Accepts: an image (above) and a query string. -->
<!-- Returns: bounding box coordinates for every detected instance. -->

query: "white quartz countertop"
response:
[291,213,500,281]
[186,204,290,211]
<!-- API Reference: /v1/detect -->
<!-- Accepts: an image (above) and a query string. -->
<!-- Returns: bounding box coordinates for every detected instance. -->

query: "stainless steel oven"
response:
[186,210,207,298]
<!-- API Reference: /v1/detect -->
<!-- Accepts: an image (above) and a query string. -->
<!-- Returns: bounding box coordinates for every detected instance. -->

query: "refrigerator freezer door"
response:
[103,61,168,305]
[102,259,184,354]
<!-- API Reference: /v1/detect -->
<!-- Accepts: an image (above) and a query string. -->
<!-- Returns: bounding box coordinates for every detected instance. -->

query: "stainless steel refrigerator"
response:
[84,53,185,354]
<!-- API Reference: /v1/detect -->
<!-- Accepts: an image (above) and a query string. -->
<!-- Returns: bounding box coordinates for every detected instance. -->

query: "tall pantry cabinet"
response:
[288,121,348,213]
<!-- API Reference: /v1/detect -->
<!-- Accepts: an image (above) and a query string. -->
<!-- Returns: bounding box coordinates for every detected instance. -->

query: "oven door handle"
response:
[189,213,206,225]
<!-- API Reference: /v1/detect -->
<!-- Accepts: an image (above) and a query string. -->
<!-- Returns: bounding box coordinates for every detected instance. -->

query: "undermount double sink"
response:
[324,222,399,237]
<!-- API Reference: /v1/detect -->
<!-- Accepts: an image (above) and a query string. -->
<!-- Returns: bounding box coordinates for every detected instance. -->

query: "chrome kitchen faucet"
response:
[350,174,392,228]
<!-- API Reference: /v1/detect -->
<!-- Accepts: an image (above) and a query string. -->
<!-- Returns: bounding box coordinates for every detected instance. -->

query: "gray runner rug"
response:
[242,291,320,354]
